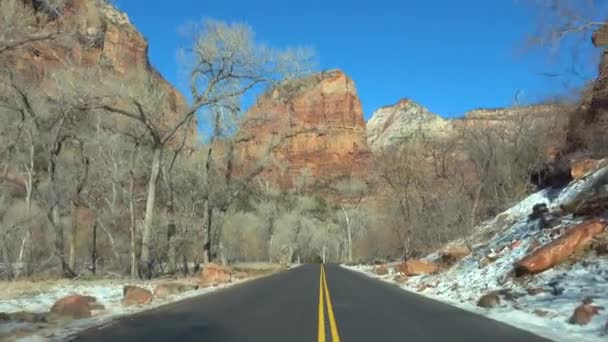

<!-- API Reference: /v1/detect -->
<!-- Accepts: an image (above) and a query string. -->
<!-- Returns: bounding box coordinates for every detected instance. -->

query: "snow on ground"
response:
[0,273,268,341]
[49,280,239,341]
[345,168,608,342]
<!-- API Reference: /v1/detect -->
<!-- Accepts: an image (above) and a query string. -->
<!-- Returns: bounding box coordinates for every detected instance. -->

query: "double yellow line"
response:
[318,264,340,342]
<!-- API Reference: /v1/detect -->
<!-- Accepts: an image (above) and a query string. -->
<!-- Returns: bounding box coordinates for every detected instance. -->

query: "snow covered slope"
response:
[348,166,608,341]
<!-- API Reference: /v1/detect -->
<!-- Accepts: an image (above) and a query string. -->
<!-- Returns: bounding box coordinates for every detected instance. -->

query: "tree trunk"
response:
[68,206,77,271]
[16,232,29,278]
[322,245,326,264]
[128,149,138,279]
[204,204,213,263]
[0,224,13,279]
[268,234,273,263]
[341,205,353,263]
[471,183,483,229]
[140,145,162,279]
[47,132,76,278]
[167,225,176,275]
[91,222,97,274]
[182,255,189,277]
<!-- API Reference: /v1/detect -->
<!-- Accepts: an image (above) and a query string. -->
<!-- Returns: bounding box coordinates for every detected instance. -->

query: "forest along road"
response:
[71,264,550,342]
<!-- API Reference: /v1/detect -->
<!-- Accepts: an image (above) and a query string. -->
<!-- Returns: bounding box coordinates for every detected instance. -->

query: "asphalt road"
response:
[71,264,550,342]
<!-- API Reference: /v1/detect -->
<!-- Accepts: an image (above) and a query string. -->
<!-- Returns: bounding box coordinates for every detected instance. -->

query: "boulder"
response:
[50,294,104,319]
[515,219,606,276]
[571,159,607,180]
[373,265,389,276]
[154,283,197,298]
[199,263,232,286]
[569,301,604,326]
[439,245,471,264]
[122,285,153,306]
[477,293,500,308]
[395,260,438,276]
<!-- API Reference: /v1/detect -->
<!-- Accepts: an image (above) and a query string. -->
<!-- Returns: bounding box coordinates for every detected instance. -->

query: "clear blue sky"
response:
[113,0,598,120]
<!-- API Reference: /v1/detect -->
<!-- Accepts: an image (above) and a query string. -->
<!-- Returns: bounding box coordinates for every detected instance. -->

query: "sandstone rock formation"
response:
[50,294,104,319]
[515,219,606,275]
[395,260,438,276]
[563,24,608,158]
[571,158,608,180]
[366,99,451,152]
[569,298,604,326]
[235,70,370,193]
[367,99,567,160]
[4,0,191,140]
[153,283,198,298]
[439,245,471,265]
[122,285,153,306]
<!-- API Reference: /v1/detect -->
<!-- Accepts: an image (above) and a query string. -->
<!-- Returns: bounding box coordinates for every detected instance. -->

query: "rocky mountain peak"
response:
[366,98,450,152]
[235,70,370,194]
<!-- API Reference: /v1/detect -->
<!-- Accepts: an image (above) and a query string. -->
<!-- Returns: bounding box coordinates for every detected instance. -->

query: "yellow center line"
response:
[323,266,341,342]
[318,264,326,342]
[318,264,341,342]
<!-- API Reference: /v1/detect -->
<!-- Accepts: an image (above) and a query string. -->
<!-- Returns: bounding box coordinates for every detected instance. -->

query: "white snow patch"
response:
[0,278,253,341]
[344,167,608,341]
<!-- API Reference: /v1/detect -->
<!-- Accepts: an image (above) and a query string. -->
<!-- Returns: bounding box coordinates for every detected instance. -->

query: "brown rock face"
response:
[570,158,608,180]
[439,245,471,265]
[5,0,191,139]
[395,260,438,276]
[236,70,370,193]
[50,294,104,319]
[122,285,153,306]
[564,24,608,157]
[515,219,606,275]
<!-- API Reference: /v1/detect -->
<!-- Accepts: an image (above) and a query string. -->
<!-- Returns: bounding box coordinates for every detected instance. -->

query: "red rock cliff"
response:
[235,70,370,192]
[4,0,191,141]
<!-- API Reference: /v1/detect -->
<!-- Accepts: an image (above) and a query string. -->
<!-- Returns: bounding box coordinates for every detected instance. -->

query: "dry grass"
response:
[0,279,90,300]
[230,262,287,277]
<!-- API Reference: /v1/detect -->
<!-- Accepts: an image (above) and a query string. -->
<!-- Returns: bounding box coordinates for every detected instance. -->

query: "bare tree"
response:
[0,0,66,56]
[81,20,312,276]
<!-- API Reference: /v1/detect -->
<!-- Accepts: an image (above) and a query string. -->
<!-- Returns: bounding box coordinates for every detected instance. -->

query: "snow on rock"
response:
[345,166,608,341]
[0,277,249,341]
[0,281,127,315]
